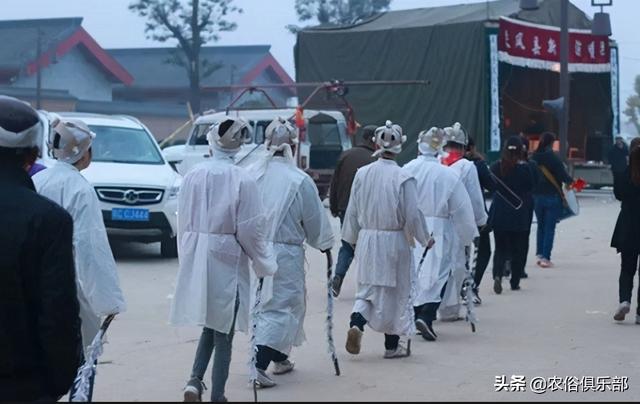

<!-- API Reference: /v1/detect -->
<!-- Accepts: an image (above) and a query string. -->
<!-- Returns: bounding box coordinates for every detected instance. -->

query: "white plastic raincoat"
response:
[342,158,430,336]
[169,152,277,334]
[252,157,334,355]
[33,161,126,347]
[439,158,487,319]
[402,155,476,307]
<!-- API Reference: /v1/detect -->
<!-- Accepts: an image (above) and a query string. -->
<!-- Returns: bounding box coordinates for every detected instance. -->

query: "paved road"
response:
[94,191,639,401]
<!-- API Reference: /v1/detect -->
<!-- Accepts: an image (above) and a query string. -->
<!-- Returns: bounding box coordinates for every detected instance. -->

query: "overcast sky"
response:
[2,0,639,104]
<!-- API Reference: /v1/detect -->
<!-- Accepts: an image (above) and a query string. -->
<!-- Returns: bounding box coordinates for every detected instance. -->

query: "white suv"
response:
[40,112,181,258]
[162,108,351,198]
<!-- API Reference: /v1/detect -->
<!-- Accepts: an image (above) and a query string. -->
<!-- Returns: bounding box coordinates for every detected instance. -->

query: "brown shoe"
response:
[345,326,363,355]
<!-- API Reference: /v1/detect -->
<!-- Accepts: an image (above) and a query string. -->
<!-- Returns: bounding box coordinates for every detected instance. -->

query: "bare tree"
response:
[129,0,242,113]
[294,0,391,26]
[624,75,640,134]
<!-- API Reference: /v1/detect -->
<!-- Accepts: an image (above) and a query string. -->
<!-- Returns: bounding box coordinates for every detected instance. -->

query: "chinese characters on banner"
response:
[498,17,611,73]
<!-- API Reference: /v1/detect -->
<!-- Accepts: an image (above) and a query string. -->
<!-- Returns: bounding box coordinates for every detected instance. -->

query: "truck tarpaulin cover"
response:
[294,0,593,162]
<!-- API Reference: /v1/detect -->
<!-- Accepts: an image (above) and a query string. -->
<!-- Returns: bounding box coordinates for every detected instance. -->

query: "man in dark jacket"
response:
[329,125,376,297]
[608,136,629,177]
[0,96,82,401]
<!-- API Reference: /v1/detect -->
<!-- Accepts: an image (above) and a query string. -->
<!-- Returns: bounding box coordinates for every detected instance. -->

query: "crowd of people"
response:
[1,92,639,402]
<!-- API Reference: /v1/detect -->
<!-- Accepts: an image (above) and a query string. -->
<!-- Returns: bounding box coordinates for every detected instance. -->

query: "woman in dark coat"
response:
[531,132,573,268]
[611,138,640,324]
[489,136,534,294]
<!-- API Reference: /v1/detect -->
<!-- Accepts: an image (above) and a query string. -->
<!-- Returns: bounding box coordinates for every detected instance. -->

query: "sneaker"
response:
[539,259,553,268]
[511,285,521,291]
[254,369,276,389]
[345,326,363,355]
[272,359,295,375]
[183,378,206,402]
[383,340,411,359]
[521,272,529,279]
[331,275,343,298]
[636,314,640,325]
[613,301,631,322]
[212,397,227,403]
[472,288,482,305]
[415,319,437,341]
[493,277,503,295]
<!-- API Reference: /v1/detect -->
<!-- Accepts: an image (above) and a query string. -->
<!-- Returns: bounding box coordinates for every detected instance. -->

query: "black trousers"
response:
[414,280,448,324]
[256,345,288,371]
[493,230,530,288]
[619,251,640,315]
[473,228,492,287]
[350,312,399,350]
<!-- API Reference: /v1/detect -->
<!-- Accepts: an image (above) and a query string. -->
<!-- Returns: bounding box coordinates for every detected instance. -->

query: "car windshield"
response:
[308,121,341,146]
[90,125,164,164]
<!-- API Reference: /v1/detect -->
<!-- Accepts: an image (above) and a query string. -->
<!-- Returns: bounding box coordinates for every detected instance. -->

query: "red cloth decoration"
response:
[570,178,587,192]
[442,151,463,167]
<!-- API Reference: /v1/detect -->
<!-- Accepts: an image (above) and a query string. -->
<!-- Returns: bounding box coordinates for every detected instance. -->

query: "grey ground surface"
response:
[94,191,639,401]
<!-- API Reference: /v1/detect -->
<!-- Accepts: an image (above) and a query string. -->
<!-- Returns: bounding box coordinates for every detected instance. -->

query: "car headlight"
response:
[168,186,180,199]
[168,178,181,200]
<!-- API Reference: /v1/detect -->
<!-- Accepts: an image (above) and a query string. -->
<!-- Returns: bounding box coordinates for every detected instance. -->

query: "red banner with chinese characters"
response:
[498,17,610,73]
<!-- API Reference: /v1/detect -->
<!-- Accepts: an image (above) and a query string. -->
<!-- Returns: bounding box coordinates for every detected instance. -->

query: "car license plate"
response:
[111,208,150,222]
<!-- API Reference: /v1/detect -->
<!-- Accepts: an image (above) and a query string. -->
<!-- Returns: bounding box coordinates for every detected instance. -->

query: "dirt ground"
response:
[94,190,639,402]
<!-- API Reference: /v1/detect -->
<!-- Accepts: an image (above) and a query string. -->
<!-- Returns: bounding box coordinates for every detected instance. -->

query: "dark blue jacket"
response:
[532,149,573,196]
[489,161,535,232]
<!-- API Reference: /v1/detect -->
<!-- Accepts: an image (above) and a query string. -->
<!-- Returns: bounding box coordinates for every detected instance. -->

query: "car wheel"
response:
[161,236,178,258]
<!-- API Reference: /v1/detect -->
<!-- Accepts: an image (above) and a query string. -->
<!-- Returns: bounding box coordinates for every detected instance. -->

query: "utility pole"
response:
[559,0,570,160]
[35,27,42,110]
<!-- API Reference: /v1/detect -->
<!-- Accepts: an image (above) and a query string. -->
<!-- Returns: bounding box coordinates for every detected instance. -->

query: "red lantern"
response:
[295,106,306,142]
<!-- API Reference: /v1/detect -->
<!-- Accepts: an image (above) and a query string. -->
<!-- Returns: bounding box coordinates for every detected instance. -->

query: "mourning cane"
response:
[71,314,116,402]
[249,278,264,402]
[324,250,341,376]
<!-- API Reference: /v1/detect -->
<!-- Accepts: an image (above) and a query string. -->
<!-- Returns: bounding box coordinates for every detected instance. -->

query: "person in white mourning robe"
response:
[249,117,335,387]
[169,117,277,402]
[342,120,430,359]
[438,122,488,321]
[34,117,126,347]
[33,117,127,398]
[402,127,476,341]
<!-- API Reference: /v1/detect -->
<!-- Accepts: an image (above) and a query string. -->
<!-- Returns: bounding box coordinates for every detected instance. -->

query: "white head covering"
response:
[206,117,250,155]
[443,122,468,147]
[372,120,406,157]
[265,116,298,162]
[49,116,96,164]
[0,95,43,149]
[418,127,445,156]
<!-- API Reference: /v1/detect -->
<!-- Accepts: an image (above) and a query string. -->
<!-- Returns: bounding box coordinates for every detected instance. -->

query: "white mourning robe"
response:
[252,157,335,355]
[402,155,476,307]
[342,158,430,336]
[34,162,126,349]
[169,152,277,334]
